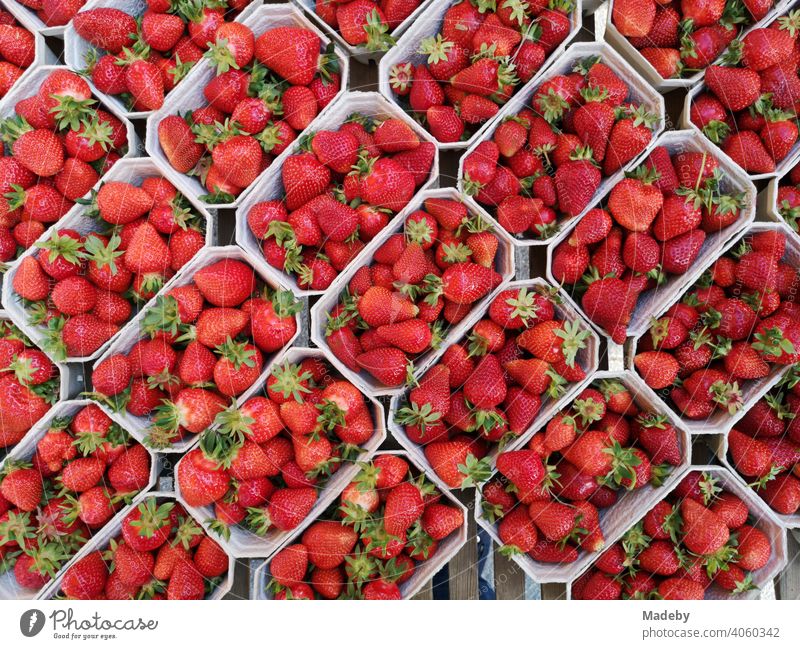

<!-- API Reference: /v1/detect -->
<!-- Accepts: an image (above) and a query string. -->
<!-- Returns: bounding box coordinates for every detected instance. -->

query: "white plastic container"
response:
[290,0,438,64]
[0,399,159,600]
[1,158,216,365]
[627,221,800,436]
[237,90,441,297]
[377,0,582,149]
[251,449,468,599]
[0,310,74,464]
[37,491,233,601]
[174,346,387,558]
[144,3,350,210]
[680,0,797,189]
[566,465,789,600]
[309,187,514,397]
[474,369,691,584]
[388,278,600,480]
[711,397,800,530]
[603,0,777,93]
[64,0,272,120]
[3,0,71,37]
[457,41,666,248]
[90,245,300,454]
[546,129,758,341]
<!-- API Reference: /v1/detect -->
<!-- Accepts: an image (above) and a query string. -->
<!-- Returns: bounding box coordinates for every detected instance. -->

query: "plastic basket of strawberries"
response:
[236,90,439,297]
[0,312,70,460]
[605,0,777,92]
[174,346,387,558]
[764,153,800,243]
[310,187,514,397]
[681,5,800,180]
[253,450,468,599]
[0,7,52,100]
[378,0,582,149]
[0,66,138,275]
[630,222,800,436]
[64,0,260,119]
[3,0,86,36]
[145,3,349,209]
[713,371,800,528]
[0,399,157,599]
[388,278,600,491]
[570,467,788,600]
[39,492,233,600]
[548,129,757,345]
[458,42,665,247]
[474,370,690,583]
[87,245,300,454]
[291,0,439,64]
[2,158,216,365]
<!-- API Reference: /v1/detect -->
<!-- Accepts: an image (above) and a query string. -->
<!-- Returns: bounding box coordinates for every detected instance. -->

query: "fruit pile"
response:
[72,1,255,112]
[156,21,343,202]
[462,55,659,240]
[10,174,210,361]
[0,9,35,98]
[247,115,435,291]
[774,160,800,234]
[481,376,684,567]
[11,0,85,28]
[177,353,380,541]
[56,497,229,600]
[634,227,800,423]
[385,0,576,143]
[393,282,594,488]
[322,196,505,386]
[0,403,152,594]
[551,144,748,343]
[89,256,300,449]
[0,317,59,450]
[688,11,800,175]
[611,0,774,80]
[573,471,775,599]
[0,69,131,270]
[266,453,464,599]
[313,0,418,52]
[726,374,800,519]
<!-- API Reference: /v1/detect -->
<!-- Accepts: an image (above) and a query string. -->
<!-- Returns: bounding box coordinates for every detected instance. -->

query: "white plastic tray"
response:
[0,399,159,600]
[236,90,440,297]
[37,491,233,600]
[175,346,387,558]
[144,3,350,209]
[251,449,468,599]
[377,0,582,149]
[89,244,300,453]
[388,278,600,478]
[566,465,789,599]
[457,41,665,247]
[1,158,216,364]
[309,187,515,397]
[627,222,800,435]
[546,128,758,341]
[475,369,691,583]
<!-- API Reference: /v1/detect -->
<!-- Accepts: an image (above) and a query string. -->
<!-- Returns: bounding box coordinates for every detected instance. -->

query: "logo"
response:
[20,609,45,637]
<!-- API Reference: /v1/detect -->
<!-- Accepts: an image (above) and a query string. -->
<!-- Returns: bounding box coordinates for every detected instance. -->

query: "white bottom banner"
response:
[0,601,798,648]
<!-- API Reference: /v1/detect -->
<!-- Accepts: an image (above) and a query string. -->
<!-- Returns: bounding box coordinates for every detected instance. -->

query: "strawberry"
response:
[704,66,761,112]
